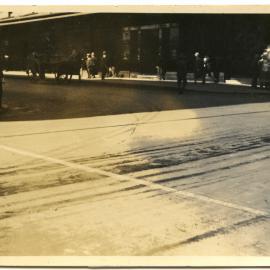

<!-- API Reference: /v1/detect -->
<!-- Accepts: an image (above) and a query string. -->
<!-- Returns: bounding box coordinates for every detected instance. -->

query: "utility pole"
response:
[0,77,2,109]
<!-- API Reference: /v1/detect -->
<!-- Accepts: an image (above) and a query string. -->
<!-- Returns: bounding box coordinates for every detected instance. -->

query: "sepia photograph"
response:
[0,4,270,265]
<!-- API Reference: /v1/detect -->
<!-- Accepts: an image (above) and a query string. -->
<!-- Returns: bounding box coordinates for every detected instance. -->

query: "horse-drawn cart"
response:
[27,53,82,81]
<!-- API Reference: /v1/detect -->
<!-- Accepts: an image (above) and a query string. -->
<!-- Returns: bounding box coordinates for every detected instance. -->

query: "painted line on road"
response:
[0,144,268,217]
[1,109,270,139]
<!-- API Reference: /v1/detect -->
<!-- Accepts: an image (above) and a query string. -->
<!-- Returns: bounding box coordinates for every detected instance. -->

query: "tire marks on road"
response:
[145,215,269,255]
[0,143,268,218]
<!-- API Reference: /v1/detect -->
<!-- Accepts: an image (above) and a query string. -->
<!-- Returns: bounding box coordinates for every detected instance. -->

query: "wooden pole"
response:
[0,78,2,109]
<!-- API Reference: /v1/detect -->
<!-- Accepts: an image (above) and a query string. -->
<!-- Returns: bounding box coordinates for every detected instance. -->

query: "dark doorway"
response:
[130,30,139,71]
[140,29,159,74]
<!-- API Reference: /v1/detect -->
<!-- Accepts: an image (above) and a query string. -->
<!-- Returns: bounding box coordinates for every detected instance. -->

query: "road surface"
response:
[0,78,270,256]
[1,78,270,121]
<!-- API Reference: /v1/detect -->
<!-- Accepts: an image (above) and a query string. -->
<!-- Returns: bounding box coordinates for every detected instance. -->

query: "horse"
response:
[55,55,82,81]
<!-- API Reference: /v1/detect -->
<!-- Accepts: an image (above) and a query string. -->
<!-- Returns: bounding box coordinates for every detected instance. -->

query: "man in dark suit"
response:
[0,53,8,109]
[100,51,108,80]
[251,53,261,88]
[202,55,212,84]
[177,52,188,94]
[157,55,167,80]
[193,52,202,84]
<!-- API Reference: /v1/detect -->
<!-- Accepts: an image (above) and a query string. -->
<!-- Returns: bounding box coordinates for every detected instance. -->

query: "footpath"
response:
[3,70,270,95]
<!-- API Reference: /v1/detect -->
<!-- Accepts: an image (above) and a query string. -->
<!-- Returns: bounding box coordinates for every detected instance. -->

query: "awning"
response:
[0,12,92,27]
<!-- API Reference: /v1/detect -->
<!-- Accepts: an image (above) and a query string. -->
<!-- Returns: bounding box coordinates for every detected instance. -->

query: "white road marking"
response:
[1,110,270,139]
[0,144,268,217]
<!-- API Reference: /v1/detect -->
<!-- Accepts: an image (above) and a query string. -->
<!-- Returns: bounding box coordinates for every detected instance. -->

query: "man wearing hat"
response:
[100,51,108,80]
[193,52,202,84]
[177,52,188,94]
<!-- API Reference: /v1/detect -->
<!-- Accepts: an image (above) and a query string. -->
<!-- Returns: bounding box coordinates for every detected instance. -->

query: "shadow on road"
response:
[1,77,270,122]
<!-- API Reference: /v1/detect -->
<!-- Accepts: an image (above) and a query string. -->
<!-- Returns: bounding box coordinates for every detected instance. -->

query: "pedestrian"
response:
[85,53,91,78]
[211,56,221,83]
[0,53,8,109]
[251,53,261,88]
[193,52,202,84]
[89,52,97,78]
[202,55,212,84]
[80,53,87,78]
[177,52,188,94]
[108,66,116,77]
[157,56,167,80]
[100,51,108,80]
[259,51,270,88]
[0,57,3,109]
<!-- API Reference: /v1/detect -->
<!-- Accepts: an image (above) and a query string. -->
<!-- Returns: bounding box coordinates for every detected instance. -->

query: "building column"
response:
[158,26,162,59]
[137,28,142,72]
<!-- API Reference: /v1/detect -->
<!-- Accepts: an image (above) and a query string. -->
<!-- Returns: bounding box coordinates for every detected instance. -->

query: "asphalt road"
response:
[0,78,270,257]
[0,77,270,121]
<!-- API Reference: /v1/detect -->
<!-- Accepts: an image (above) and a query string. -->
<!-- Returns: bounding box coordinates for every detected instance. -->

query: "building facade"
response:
[0,12,270,76]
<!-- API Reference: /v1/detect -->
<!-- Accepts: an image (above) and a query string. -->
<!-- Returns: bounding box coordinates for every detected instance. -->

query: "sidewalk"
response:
[3,70,270,95]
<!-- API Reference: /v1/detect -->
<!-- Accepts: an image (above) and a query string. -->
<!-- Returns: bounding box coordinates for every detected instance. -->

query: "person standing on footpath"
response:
[85,53,91,78]
[89,52,97,78]
[211,56,222,83]
[259,51,270,88]
[193,52,202,84]
[202,55,212,84]
[0,53,8,109]
[0,57,3,109]
[100,51,108,80]
[177,52,188,94]
[157,55,167,80]
[251,53,261,88]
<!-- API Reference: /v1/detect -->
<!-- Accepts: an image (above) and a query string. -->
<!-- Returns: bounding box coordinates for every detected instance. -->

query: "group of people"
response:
[175,46,270,93]
[83,51,116,80]
[10,47,270,91]
[175,52,222,94]
[25,49,115,81]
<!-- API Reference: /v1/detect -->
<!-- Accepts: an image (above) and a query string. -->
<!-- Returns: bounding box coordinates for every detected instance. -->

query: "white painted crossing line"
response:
[1,109,270,139]
[0,144,268,217]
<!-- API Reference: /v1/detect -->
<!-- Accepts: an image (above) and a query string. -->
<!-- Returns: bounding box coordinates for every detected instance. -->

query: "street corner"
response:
[1,6,270,259]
